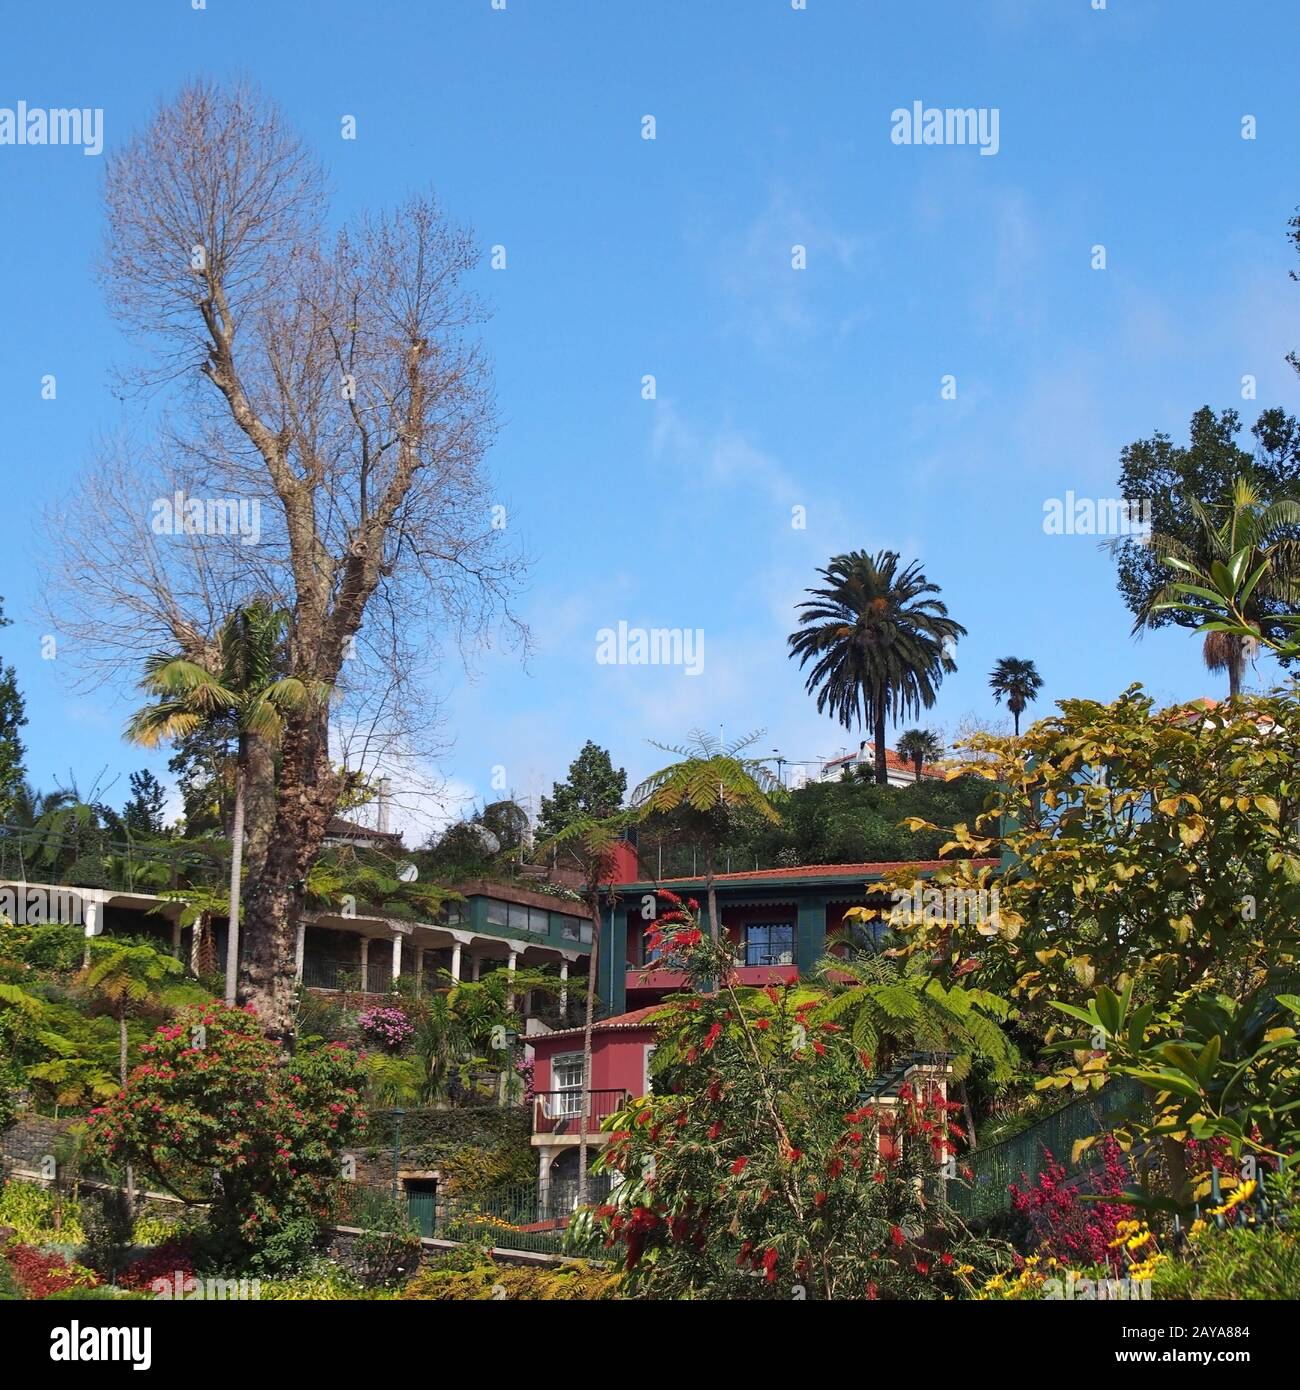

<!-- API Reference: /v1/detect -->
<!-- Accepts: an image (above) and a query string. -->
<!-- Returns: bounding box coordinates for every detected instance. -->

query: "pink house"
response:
[529,1007,661,1205]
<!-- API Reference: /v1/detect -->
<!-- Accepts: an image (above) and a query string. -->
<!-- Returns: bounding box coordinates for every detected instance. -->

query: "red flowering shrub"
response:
[570,897,1008,1299]
[85,1003,368,1273]
[3,1242,100,1298]
[1009,1136,1133,1272]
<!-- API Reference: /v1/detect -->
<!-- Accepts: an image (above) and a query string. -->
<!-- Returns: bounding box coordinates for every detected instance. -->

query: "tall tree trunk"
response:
[119,1007,135,1210]
[1229,638,1244,698]
[704,845,721,945]
[239,709,337,1044]
[241,733,276,890]
[874,704,888,785]
[225,737,247,1008]
[576,886,602,1208]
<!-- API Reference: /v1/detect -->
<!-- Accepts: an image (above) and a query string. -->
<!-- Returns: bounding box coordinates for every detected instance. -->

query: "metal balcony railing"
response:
[532,1088,628,1136]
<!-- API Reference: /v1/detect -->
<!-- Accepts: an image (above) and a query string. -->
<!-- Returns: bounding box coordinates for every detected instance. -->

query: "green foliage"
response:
[362,1106,534,1192]
[1113,405,1300,646]
[814,948,1018,1083]
[122,770,167,836]
[537,741,627,839]
[347,1197,423,1287]
[85,1003,368,1273]
[897,686,1300,1024]
[0,1180,84,1245]
[1049,979,1300,1193]
[1150,1226,1300,1300]
[0,597,28,823]
[719,772,989,867]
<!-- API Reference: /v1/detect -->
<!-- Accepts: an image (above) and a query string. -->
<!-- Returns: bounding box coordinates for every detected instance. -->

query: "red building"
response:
[529,1007,661,1205]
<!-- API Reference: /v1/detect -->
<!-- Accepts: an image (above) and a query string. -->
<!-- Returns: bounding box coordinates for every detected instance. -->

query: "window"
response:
[552,1052,585,1117]
[560,915,592,944]
[744,923,795,967]
[506,903,550,935]
[485,898,509,928]
[444,902,464,926]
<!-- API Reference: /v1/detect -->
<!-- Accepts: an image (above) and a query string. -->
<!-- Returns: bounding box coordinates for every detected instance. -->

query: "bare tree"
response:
[45,79,523,1040]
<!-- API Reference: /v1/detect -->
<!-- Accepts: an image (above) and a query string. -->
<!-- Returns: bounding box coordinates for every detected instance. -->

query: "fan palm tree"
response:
[788,552,965,784]
[533,811,635,1205]
[80,936,182,1206]
[632,731,779,944]
[895,728,943,781]
[988,657,1043,735]
[125,603,328,1005]
[1137,478,1300,696]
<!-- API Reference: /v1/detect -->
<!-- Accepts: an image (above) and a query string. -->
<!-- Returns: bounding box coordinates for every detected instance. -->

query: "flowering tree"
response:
[572,897,1007,1299]
[85,1003,367,1270]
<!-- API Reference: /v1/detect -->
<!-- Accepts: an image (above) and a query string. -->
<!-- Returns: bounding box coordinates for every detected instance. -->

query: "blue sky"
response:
[1,0,1298,839]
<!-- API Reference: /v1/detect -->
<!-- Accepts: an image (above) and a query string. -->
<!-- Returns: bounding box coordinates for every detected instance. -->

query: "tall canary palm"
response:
[125,603,326,1006]
[533,811,634,1206]
[80,937,182,1207]
[788,552,965,784]
[988,657,1043,736]
[1138,478,1300,696]
[633,731,779,947]
[896,728,943,782]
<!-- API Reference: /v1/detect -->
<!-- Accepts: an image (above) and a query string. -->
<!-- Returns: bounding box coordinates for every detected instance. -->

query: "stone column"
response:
[294,920,306,984]
[391,932,403,983]
[506,950,518,1010]
[450,941,462,981]
[359,937,370,992]
[559,959,569,1018]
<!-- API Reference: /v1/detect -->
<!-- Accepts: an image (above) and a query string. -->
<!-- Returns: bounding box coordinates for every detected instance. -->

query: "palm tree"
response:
[895,728,943,781]
[988,657,1043,736]
[1138,478,1300,696]
[812,949,1017,1085]
[80,937,182,1206]
[632,731,779,944]
[788,552,965,784]
[125,603,327,1005]
[533,812,634,1207]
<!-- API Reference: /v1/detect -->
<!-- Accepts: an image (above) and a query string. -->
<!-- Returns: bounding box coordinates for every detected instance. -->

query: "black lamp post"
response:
[390,1106,406,1201]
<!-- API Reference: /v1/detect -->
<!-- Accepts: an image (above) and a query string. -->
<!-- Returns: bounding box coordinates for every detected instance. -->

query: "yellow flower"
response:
[1207,1179,1256,1217]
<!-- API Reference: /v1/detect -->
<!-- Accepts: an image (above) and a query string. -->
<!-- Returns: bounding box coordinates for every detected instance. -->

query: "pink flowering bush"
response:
[86,1003,368,1273]
[1009,1136,1132,1272]
[357,1005,414,1051]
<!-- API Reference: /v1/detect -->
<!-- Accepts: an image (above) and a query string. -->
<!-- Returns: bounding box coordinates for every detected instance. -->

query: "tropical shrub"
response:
[85,1003,367,1273]
[0,1180,84,1245]
[345,1198,424,1287]
[81,1187,135,1283]
[571,902,1008,1299]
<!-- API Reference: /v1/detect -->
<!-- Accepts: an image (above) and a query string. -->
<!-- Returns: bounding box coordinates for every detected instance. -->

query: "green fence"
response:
[947,1077,1146,1224]
[338,1175,616,1256]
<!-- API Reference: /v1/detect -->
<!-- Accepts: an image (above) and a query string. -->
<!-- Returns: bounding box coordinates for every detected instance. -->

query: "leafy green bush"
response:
[0,1180,84,1245]
[1151,1228,1300,1301]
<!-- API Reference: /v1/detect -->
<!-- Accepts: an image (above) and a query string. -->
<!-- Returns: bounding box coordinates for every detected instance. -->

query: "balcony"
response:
[626,962,799,992]
[532,1088,629,1138]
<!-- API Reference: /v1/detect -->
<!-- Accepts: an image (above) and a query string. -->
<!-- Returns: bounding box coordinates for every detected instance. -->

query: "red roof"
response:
[532,1006,664,1043]
[822,746,943,777]
[653,858,999,886]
